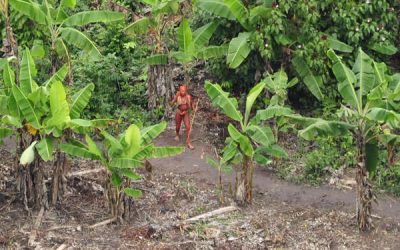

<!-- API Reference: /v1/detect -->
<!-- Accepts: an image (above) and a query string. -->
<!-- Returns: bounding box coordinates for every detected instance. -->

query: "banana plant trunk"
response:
[51,151,69,205]
[4,9,19,81]
[355,130,374,231]
[235,155,253,205]
[147,64,174,115]
[105,178,134,223]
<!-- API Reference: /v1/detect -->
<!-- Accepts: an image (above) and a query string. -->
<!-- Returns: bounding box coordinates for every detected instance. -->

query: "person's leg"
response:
[175,111,182,141]
[184,113,194,149]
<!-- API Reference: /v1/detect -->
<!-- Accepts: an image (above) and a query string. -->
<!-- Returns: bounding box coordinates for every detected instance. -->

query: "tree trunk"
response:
[355,132,374,231]
[51,151,69,205]
[235,156,253,205]
[147,64,174,116]
[4,10,19,81]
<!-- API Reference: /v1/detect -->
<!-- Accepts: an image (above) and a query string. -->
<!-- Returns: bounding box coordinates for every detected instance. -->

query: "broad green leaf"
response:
[205,81,242,122]
[151,146,184,158]
[221,138,238,163]
[170,51,193,63]
[60,0,76,9]
[30,40,45,59]
[249,6,272,24]
[85,134,103,158]
[123,188,142,198]
[153,0,179,14]
[60,143,100,160]
[63,11,124,26]
[207,158,219,169]
[223,0,249,28]
[177,18,194,55]
[246,125,275,146]
[20,48,38,95]
[139,0,156,6]
[70,83,94,119]
[141,122,166,144]
[121,169,141,180]
[292,56,323,101]
[197,45,228,60]
[3,62,15,94]
[245,81,266,124]
[327,49,360,112]
[124,124,141,158]
[253,153,271,165]
[2,115,22,128]
[0,95,9,114]
[253,105,293,122]
[299,119,353,140]
[111,172,123,186]
[68,119,92,127]
[327,37,353,53]
[369,43,398,55]
[227,32,251,68]
[366,107,400,127]
[193,22,218,48]
[9,0,47,25]
[258,144,288,158]
[124,17,155,35]
[132,144,154,161]
[36,137,54,161]
[60,27,101,60]
[144,54,169,65]
[101,130,123,152]
[46,81,70,129]
[353,48,375,106]
[12,85,41,129]
[44,64,68,87]
[264,69,288,93]
[228,124,253,156]
[197,0,235,20]
[110,158,142,168]
[20,141,38,165]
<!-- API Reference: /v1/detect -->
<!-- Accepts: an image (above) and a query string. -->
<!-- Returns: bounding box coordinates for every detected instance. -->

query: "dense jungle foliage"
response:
[1,0,400,232]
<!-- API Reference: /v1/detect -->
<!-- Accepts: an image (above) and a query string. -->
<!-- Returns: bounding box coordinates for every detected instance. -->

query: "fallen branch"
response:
[88,217,117,229]
[371,214,382,219]
[184,206,238,223]
[56,244,68,250]
[67,168,105,177]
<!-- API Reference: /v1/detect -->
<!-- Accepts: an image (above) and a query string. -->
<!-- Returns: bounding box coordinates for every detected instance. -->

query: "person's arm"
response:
[169,93,178,107]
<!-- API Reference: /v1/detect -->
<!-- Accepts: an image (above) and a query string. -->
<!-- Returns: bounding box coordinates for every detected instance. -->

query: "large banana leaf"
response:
[123,188,142,198]
[44,64,68,87]
[246,125,275,146]
[140,0,156,6]
[369,43,398,55]
[197,0,235,20]
[353,48,375,106]
[177,18,194,55]
[46,81,70,130]
[192,22,218,48]
[227,32,251,68]
[60,142,100,160]
[256,144,288,159]
[9,0,47,25]
[0,95,9,114]
[151,146,184,158]
[249,5,272,25]
[124,17,156,35]
[292,56,323,101]
[205,81,243,122]
[70,83,94,119]
[124,124,141,158]
[152,0,179,15]
[85,134,103,158]
[20,48,38,95]
[298,119,353,140]
[121,169,141,180]
[366,107,400,128]
[12,85,41,129]
[264,70,288,93]
[221,138,238,164]
[101,130,123,155]
[327,37,353,53]
[141,122,166,145]
[63,10,124,26]
[327,49,360,112]
[228,124,253,156]
[244,81,265,124]
[223,0,249,29]
[60,27,101,59]
[3,62,15,95]
[253,105,293,122]
[36,137,54,161]
[196,45,228,60]
[2,115,22,128]
[170,51,193,64]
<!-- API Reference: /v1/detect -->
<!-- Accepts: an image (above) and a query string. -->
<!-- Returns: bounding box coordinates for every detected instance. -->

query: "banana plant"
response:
[288,48,400,231]
[9,0,125,77]
[205,80,290,204]
[60,121,183,221]
[170,18,228,82]
[1,48,101,208]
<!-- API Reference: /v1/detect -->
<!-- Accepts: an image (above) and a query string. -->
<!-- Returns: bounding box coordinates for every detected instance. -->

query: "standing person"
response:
[169,85,197,149]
